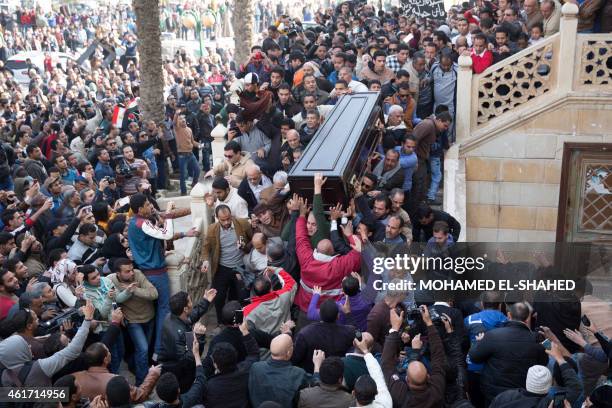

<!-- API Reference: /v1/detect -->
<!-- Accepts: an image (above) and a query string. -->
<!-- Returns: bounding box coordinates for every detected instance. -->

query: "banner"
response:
[400,0,447,19]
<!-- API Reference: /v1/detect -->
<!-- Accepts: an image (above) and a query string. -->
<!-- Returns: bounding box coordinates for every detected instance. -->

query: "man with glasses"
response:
[206,141,254,189]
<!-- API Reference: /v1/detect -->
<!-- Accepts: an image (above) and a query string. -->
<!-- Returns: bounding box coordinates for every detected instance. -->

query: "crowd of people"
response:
[0,0,610,407]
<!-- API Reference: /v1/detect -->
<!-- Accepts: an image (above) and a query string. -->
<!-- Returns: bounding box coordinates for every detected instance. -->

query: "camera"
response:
[37,307,89,336]
[404,305,442,325]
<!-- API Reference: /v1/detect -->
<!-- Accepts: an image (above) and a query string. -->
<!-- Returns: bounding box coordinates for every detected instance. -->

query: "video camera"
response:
[37,308,84,336]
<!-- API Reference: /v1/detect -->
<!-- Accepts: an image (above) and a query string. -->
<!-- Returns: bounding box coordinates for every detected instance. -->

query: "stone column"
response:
[210,123,227,169]
[444,145,467,242]
[456,55,474,144]
[557,3,579,94]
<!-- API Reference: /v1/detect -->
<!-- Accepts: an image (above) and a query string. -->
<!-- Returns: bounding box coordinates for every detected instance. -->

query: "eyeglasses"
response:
[224,154,234,159]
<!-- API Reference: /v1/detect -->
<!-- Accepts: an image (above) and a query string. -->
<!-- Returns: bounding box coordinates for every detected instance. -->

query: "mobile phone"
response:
[355,330,363,342]
[581,315,591,327]
[112,302,118,310]
[541,339,552,350]
[117,196,130,207]
[233,309,244,325]
[553,391,566,408]
[83,205,92,213]
[341,216,348,226]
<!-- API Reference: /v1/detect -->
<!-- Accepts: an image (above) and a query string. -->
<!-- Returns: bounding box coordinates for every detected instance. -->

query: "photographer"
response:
[0,300,94,387]
[381,305,446,407]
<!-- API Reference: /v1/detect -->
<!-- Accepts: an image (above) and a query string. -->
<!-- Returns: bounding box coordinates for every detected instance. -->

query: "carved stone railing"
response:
[473,36,558,126]
[575,35,612,91]
[455,3,580,143]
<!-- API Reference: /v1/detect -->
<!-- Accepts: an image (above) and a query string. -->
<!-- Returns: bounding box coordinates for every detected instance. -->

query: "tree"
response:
[231,0,254,68]
[133,0,164,123]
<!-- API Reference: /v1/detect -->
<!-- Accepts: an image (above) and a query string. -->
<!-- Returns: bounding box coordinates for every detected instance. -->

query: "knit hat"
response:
[525,365,552,394]
[244,72,259,85]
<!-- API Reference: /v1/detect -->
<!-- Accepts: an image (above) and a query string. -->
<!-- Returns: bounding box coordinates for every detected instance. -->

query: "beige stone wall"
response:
[463,102,612,242]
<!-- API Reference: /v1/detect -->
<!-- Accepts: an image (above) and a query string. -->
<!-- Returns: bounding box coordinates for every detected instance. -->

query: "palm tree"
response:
[231,0,254,68]
[133,0,164,123]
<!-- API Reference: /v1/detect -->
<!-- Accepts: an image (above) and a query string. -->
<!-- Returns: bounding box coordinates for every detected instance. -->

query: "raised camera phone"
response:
[541,339,552,350]
[233,309,244,325]
[581,315,591,327]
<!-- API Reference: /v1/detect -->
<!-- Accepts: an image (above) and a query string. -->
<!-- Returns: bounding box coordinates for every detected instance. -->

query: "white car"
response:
[6,51,79,89]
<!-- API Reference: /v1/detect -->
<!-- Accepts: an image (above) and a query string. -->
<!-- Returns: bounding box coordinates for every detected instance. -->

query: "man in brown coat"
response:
[73,342,160,402]
[200,204,252,321]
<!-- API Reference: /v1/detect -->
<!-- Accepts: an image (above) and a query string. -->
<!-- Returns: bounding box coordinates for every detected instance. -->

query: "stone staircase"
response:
[446,3,612,242]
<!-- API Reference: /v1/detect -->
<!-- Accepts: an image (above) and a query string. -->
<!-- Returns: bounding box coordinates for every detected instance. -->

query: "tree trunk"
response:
[231,0,254,68]
[133,0,164,123]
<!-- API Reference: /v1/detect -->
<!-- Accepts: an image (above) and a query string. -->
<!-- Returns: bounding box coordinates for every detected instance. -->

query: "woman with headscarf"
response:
[0,304,92,387]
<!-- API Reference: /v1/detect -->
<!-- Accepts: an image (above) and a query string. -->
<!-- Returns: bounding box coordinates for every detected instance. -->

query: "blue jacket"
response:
[248,359,318,407]
[464,309,507,372]
[127,216,166,272]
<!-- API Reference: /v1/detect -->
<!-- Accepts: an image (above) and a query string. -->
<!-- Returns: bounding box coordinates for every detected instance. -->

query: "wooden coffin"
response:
[289,92,383,207]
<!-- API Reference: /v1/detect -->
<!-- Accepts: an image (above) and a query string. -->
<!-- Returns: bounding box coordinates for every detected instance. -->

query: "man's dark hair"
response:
[1,209,18,226]
[224,140,241,154]
[155,372,180,403]
[169,291,189,316]
[47,248,66,267]
[220,300,242,325]
[113,258,132,273]
[253,275,272,296]
[129,193,148,214]
[396,69,410,80]
[78,223,96,236]
[435,111,453,123]
[389,214,405,229]
[374,194,392,211]
[480,17,494,29]
[495,26,510,37]
[416,204,433,220]
[25,144,39,157]
[319,356,344,385]
[342,276,360,297]
[363,172,378,185]
[335,52,348,63]
[432,220,449,234]
[54,375,78,401]
[398,43,410,52]
[398,81,412,92]
[481,291,502,309]
[211,342,238,374]
[215,204,231,218]
[354,374,378,405]
[320,299,339,323]
[473,32,488,44]
[336,79,348,88]
[270,65,285,77]
[212,177,230,191]
[0,231,14,246]
[277,83,292,92]
[84,342,108,367]
[433,30,450,43]
[373,50,387,60]
[509,302,530,322]
[6,257,21,274]
[106,376,131,408]
[368,79,382,88]
[79,264,97,283]
[401,133,416,144]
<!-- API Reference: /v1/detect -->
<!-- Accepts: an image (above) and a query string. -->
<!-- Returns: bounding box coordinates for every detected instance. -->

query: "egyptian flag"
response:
[112,99,139,130]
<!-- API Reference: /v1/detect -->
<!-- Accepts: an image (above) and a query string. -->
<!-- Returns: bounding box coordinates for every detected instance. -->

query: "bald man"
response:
[248,334,323,407]
[237,164,272,213]
[293,192,362,328]
[381,306,446,407]
[343,332,375,391]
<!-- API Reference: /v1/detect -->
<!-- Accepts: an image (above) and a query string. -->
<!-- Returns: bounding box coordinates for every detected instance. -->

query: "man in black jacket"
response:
[469,302,548,406]
[158,289,217,392]
[150,336,205,408]
[189,99,215,172]
[412,204,461,242]
[202,321,260,407]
